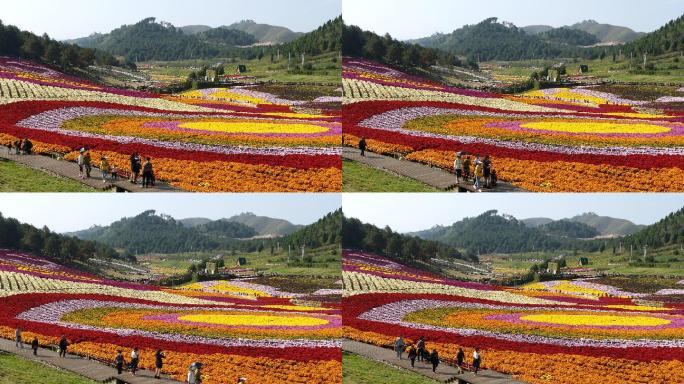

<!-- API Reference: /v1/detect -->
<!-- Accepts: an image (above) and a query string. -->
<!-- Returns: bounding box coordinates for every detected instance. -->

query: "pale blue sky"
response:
[1,0,341,40]
[0,194,341,233]
[343,0,684,40]
[343,194,684,233]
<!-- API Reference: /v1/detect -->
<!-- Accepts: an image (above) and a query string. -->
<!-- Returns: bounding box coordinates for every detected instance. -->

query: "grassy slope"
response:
[0,352,98,384]
[484,244,684,278]
[486,52,684,84]
[343,160,440,193]
[141,244,342,277]
[343,352,440,384]
[0,159,95,192]
[143,52,341,84]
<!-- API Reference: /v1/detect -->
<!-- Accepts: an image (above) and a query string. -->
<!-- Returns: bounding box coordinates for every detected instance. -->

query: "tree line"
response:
[0,212,126,267]
[342,23,477,69]
[342,215,467,262]
[0,19,118,69]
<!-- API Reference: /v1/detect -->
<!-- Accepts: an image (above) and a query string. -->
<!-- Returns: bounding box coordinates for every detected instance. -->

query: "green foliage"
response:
[342,215,464,262]
[538,220,599,238]
[196,27,257,47]
[343,23,463,69]
[624,14,684,56]
[412,210,602,255]
[538,27,599,46]
[0,19,116,69]
[283,16,341,55]
[194,220,258,239]
[0,212,122,266]
[615,207,684,249]
[280,209,342,249]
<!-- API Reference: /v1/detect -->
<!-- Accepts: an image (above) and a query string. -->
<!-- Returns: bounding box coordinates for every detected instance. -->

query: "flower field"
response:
[0,250,341,383]
[0,58,341,191]
[342,250,684,383]
[343,58,684,192]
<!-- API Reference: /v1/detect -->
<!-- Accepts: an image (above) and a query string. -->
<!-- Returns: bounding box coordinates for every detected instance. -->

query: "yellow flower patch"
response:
[519,121,670,134]
[178,121,329,134]
[520,314,671,327]
[178,314,329,327]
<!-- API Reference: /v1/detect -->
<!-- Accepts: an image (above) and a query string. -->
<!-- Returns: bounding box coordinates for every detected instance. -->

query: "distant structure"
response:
[205,69,217,82]
[578,257,590,266]
[578,64,589,74]
[205,261,217,275]
[547,261,560,275]
[236,65,247,74]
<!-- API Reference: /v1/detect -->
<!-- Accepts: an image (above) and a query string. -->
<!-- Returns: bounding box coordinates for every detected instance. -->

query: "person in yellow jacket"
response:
[474,161,483,190]
[100,156,110,183]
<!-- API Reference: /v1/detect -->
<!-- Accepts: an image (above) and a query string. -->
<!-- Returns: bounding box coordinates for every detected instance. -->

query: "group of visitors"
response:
[15,328,68,358]
[5,138,33,155]
[395,335,482,375]
[454,152,497,191]
[114,348,165,379]
[129,152,155,188]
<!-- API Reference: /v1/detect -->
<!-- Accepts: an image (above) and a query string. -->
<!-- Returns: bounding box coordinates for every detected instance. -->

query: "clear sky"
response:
[343,194,684,233]
[343,0,684,40]
[1,0,341,40]
[0,193,341,233]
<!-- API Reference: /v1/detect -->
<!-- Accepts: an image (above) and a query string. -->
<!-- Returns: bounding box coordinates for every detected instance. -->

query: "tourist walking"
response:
[6,141,12,155]
[416,336,426,362]
[130,153,141,184]
[100,156,110,183]
[142,157,154,188]
[22,138,33,155]
[114,350,125,374]
[31,337,39,356]
[454,153,464,183]
[394,336,405,359]
[483,155,492,188]
[130,347,140,375]
[15,327,23,349]
[474,161,483,190]
[154,349,165,379]
[359,136,367,157]
[473,347,481,375]
[463,156,471,181]
[14,139,21,155]
[83,150,92,178]
[455,347,465,374]
[58,335,68,358]
[407,344,417,367]
[429,348,439,373]
[187,362,203,384]
[77,149,86,179]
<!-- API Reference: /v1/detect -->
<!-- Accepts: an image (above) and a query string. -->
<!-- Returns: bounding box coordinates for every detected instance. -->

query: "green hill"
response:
[624,14,684,56]
[224,212,302,236]
[522,213,645,236]
[568,20,645,43]
[225,19,303,43]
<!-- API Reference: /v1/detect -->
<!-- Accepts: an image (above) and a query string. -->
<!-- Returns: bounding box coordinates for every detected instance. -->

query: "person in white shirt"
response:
[130,347,139,375]
[473,347,481,375]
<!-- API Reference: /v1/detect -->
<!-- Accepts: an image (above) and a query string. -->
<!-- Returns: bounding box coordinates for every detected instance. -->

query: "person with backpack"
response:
[474,161,483,190]
[22,138,33,155]
[483,155,492,188]
[187,362,202,384]
[83,151,92,178]
[130,153,141,184]
[114,350,125,375]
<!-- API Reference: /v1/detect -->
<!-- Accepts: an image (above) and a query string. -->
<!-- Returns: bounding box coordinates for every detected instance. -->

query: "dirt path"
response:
[0,151,180,192]
[343,148,523,192]
[0,337,180,383]
[343,340,526,384]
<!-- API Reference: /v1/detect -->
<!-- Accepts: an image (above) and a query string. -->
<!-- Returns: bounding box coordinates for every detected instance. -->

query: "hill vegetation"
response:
[223,212,302,236]
[225,19,303,43]
[0,212,125,267]
[342,215,465,262]
[0,19,117,69]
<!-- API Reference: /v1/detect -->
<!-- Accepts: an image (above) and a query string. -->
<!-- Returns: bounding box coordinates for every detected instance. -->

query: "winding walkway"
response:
[343,340,526,384]
[0,151,179,192]
[343,148,522,192]
[0,337,180,383]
